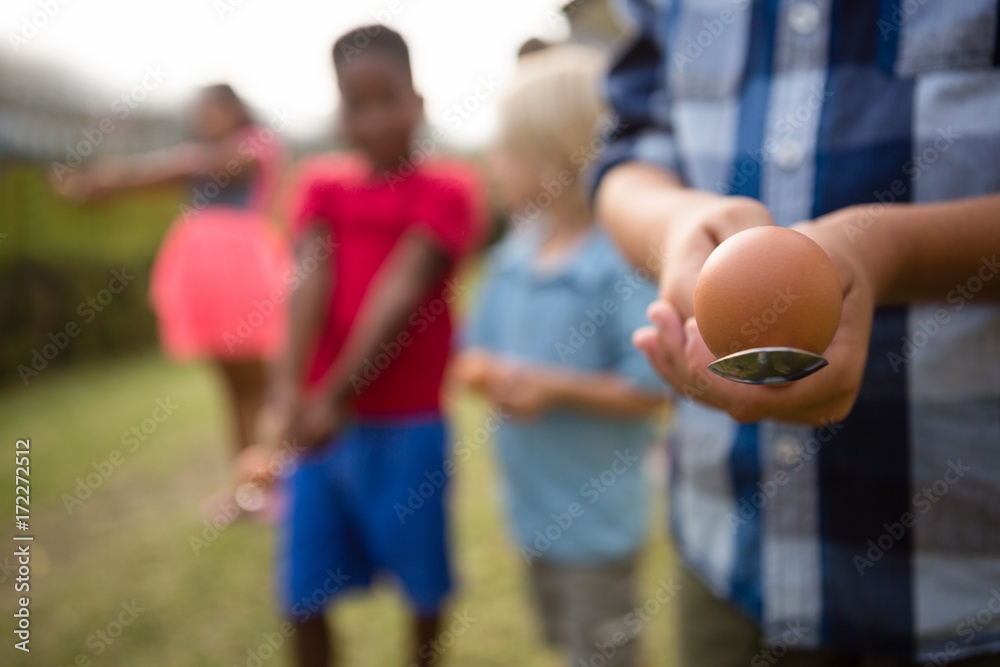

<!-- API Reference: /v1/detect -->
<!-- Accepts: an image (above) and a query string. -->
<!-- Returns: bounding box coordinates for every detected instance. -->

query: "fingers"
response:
[235,444,277,486]
[289,399,334,451]
[661,198,778,320]
[636,296,862,426]
[634,300,702,396]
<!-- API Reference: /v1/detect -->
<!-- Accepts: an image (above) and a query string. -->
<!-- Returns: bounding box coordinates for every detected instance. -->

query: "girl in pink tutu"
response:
[52,84,289,490]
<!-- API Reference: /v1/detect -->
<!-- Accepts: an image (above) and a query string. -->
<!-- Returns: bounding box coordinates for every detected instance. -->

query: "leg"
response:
[281,432,368,667]
[677,562,853,667]
[370,418,455,665]
[675,562,766,667]
[563,556,641,667]
[215,358,268,455]
[526,559,570,650]
[292,616,334,667]
[409,611,442,667]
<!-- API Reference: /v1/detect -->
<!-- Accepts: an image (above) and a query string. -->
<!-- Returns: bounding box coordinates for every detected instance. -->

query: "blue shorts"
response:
[279,414,453,620]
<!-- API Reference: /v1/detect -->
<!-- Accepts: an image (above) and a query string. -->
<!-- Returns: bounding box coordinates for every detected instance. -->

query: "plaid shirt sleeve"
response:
[592,0,684,191]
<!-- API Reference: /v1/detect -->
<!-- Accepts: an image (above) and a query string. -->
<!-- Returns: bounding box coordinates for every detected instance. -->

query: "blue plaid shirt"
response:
[596,0,1000,661]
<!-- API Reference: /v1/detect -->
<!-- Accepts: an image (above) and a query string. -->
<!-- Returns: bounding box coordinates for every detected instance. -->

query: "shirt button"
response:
[788,1,821,35]
[775,436,803,466]
[774,140,805,170]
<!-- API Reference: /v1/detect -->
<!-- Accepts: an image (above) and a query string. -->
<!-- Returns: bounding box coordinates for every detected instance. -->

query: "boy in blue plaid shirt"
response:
[594,1,1000,665]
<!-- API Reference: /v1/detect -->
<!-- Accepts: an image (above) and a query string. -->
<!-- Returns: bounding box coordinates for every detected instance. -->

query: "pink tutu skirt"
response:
[150,207,289,361]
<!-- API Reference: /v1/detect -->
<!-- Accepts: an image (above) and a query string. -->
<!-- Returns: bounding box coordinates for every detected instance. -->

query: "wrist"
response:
[800,207,882,316]
[318,378,355,415]
[539,370,572,408]
[837,204,906,303]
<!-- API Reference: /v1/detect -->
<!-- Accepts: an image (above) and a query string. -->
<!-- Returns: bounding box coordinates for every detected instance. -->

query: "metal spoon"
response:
[708,347,828,385]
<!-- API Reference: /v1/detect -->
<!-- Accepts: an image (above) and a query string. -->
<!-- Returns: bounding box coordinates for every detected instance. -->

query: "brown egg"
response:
[694,226,843,358]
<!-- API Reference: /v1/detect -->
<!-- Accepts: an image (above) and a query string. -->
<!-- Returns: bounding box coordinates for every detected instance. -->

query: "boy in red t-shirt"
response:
[249,26,481,667]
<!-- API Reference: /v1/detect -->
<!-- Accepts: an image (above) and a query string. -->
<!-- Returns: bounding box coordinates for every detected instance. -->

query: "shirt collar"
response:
[494,222,609,292]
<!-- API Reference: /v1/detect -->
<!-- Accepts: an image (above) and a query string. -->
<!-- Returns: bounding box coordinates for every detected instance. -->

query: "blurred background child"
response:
[50,83,288,499]
[456,45,669,667]
[249,26,483,667]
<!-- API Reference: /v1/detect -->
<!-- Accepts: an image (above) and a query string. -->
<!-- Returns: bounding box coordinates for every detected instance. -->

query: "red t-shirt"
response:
[290,154,483,417]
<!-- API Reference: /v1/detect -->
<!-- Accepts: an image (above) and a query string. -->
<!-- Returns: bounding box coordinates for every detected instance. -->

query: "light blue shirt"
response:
[466,225,666,565]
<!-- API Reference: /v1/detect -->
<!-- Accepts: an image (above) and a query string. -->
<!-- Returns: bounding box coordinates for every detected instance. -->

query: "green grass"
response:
[0,351,677,666]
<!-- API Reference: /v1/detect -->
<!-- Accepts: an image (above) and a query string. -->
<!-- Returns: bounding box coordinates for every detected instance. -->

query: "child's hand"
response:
[50,169,97,203]
[238,402,298,488]
[235,443,280,487]
[634,210,875,425]
[452,350,495,394]
[292,394,347,452]
[660,195,776,319]
[488,362,556,420]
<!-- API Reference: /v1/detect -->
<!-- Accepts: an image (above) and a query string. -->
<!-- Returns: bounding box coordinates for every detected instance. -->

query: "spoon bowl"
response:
[708,347,828,385]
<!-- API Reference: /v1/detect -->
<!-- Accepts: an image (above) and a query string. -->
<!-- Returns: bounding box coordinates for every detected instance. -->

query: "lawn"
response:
[0,351,677,666]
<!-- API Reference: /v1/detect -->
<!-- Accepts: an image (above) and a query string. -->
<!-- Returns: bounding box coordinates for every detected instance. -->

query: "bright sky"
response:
[3,0,571,146]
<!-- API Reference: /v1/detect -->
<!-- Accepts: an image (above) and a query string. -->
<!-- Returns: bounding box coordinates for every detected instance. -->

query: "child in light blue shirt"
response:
[457,45,669,667]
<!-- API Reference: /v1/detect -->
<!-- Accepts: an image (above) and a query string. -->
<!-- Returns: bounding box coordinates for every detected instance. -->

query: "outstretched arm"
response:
[633,193,1000,425]
[835,194,1000,304]
[598,164,776,317]
[51,132,260,200]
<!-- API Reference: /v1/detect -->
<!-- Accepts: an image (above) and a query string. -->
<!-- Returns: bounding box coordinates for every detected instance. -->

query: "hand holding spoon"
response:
[694,226,843,385]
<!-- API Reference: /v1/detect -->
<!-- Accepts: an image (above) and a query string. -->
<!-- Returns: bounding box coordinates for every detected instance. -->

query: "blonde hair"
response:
[498,45,607,176]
